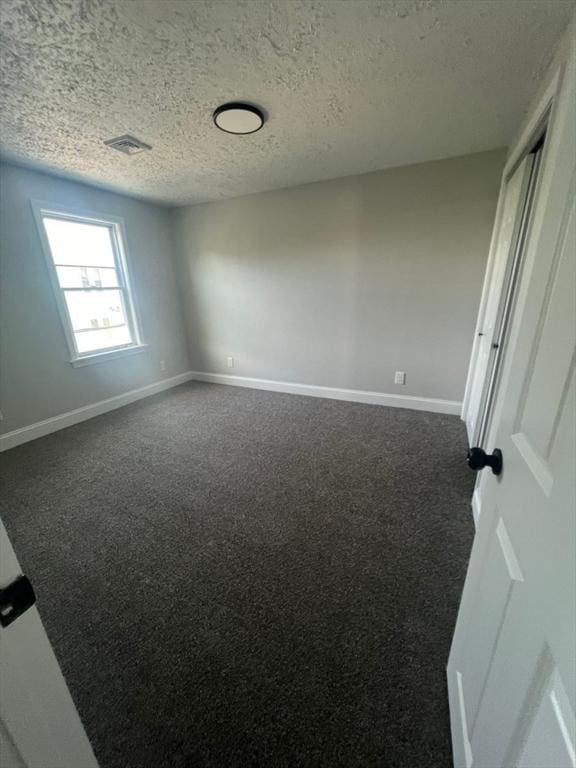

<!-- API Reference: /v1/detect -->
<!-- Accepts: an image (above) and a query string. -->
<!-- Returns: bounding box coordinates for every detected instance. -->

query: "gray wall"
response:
[0,163,190,433]
[172,150,504,403]
[0,150,503,435]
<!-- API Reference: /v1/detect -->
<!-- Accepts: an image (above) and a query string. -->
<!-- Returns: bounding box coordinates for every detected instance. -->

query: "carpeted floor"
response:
[0,382,474,768]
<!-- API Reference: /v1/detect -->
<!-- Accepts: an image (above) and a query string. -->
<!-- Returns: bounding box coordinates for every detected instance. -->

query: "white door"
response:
[447,50,576,768]
[0,519,98,768]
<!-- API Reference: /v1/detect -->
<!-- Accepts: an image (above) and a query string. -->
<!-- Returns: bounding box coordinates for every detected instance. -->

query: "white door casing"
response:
[462,153,535,445]
[447,35,576,768]
[0,519,98,768]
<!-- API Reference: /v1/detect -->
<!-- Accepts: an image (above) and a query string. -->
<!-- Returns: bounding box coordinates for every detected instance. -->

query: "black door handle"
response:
[0,575,36,627]
[467,447,503,476]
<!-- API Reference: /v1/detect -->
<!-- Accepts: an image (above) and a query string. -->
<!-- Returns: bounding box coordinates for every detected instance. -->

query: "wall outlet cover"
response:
[394,371,406,385]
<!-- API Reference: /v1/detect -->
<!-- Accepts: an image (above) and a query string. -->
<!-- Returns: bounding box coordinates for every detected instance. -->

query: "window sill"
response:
[70,344,148,368]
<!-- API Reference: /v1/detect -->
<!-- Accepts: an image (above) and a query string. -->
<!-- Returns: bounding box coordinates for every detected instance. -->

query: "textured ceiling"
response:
[0,0,573,206]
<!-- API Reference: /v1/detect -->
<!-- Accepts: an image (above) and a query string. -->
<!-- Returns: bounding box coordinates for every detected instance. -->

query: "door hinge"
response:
[0,575,36,628]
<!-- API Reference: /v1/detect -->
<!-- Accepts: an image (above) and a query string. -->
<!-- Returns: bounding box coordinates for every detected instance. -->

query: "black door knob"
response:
[467,447,503,476]
[0,574,36,627]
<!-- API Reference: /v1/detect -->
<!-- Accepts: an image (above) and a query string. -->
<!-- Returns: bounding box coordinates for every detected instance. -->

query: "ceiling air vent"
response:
[103,134,152,155]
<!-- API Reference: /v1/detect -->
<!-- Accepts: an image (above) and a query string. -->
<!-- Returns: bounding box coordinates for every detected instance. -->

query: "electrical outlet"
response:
[394,371,406,385]
[159,360,166,373]
[227,356,234,368]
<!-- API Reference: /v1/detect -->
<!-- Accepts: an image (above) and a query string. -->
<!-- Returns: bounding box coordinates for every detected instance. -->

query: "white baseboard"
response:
[190,371,462,415]
[0,370,462,452]
[0,372,194,452]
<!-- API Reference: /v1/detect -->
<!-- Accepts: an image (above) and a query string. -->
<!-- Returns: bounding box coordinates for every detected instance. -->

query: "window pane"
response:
[75,325,133,354]
[64,289,129,332]
[56,266,119,289]
[43,217,116,268]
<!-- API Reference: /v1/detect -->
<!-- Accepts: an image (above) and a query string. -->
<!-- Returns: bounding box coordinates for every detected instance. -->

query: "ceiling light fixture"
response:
[213,103,265,135]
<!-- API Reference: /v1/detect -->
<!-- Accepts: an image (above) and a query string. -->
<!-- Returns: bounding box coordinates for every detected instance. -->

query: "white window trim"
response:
[31,200,147,367]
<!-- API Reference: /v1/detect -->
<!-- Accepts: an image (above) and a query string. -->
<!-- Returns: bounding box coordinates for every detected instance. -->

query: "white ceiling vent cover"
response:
[103,135,152,155]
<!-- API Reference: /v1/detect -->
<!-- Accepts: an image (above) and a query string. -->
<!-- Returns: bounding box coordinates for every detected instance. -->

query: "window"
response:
[33,203,144,365]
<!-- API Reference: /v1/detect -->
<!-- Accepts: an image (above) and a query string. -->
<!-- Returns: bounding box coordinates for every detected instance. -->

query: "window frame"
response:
[31,200,146,367]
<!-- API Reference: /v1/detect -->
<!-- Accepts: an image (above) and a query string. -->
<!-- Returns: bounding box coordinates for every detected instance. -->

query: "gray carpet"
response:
[0,382,474,768]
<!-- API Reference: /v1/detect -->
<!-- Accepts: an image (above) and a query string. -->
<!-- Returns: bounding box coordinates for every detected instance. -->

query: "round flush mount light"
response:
[213,102,265,135]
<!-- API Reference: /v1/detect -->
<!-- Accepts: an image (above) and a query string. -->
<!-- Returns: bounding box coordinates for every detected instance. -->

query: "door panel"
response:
[513,202,575,459]
[460,515,522,731]
[516,669,576,768]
